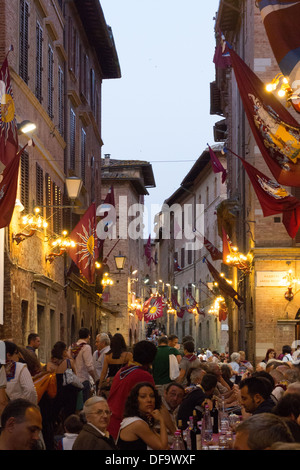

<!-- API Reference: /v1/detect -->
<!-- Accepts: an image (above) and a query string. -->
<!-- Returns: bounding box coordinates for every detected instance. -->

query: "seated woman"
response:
[117,382,168,450]
[221,364,234,389]
[98,333,133,397]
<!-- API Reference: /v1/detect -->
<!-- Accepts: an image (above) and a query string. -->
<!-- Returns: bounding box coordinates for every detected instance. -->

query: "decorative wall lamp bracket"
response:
[12,229,37,245]
[285,287,294,302]
[12,207,48,244]
[45,232,76,263]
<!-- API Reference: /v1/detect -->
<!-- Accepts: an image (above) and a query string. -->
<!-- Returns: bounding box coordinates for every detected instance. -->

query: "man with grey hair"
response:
[233,413,294,450]
[93,333,111,389]
[285,382,300,396]
[72,396,116,450]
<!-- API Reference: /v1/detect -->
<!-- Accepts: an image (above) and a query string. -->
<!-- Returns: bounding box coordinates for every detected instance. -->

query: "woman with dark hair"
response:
[99,333,133,397]
[262,348,276,364]
[116,382,168,450]
[47,341,79,425]
[221,363,234,389]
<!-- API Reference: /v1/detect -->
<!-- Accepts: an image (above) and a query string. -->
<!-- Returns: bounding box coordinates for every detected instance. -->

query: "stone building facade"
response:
[213,0,300,363]
[0,0,120,362]
[156,145,229,352]
[98,154,156,346]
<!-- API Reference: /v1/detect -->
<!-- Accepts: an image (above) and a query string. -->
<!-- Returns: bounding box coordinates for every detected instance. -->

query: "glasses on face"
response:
[89,409,112,417]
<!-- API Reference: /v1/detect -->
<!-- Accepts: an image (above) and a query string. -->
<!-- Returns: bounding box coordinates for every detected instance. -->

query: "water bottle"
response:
[183,420,191,450]
[171,430,186,450]
[177,419,187,450]
[219,395,230,433]
[201,404,213,445]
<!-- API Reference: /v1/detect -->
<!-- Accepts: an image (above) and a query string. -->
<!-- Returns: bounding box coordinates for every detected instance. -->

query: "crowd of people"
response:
[1,329,300,451]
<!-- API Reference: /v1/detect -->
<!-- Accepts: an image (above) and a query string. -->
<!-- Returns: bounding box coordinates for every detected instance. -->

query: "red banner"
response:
[229,46,300,187]
[0,55,18,169]
[68,203,99,283]
[0,151,20,228]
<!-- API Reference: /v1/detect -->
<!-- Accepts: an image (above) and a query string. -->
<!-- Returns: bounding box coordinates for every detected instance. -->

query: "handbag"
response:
[63,359,83,389]
[169,354,180,380]
[33,371,57,402]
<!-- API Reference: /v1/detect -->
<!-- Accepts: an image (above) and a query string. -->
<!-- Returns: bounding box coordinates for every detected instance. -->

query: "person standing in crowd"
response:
[0,399,42,450]
[93,333,111,390]
[116,382,168,450]
[107,340,157,440]
[168,335,181,363]
[69,328,97,404]
[4,341,37,405]
[98,333,132,398]
[152,336,181,393]
[0,341,8,418]
[26,333,41,357]
[18,345,44,377]
[72,396,116,450]
[176,341,201,386]
[47,341,79,424]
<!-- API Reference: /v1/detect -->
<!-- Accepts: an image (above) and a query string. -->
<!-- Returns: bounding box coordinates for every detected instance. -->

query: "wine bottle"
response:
[190,409,202,450]
[211,399,219,434]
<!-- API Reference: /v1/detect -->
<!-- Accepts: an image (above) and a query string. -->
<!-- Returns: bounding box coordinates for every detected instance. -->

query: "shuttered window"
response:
[90,68,95,113]
[36,21,43,103]
[20,151,29,213]
[47,44,54,119]
[81,128,86,185]
[70,108,76,170]
[58,65,64,135]
[53,183,62,234]
[36,163,43,208]
[19,0,29,84]
[45,173,52,231]
[80,51,89,101]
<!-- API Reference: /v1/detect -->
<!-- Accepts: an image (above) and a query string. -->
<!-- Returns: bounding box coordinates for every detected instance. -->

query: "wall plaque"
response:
[256,271,286,287]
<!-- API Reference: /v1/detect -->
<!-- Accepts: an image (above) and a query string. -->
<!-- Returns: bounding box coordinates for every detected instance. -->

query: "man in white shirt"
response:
[282,345,294,364]
[69,328,97,404]
[93,333,111,390]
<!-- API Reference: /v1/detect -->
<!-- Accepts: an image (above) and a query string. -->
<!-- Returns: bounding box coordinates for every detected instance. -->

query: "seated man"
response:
[0,398,42,450]
[234,413,294,450]
[72,396,116,450]
[177,372,217,428]
[239,376,275,416]
[158,382,185,444]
